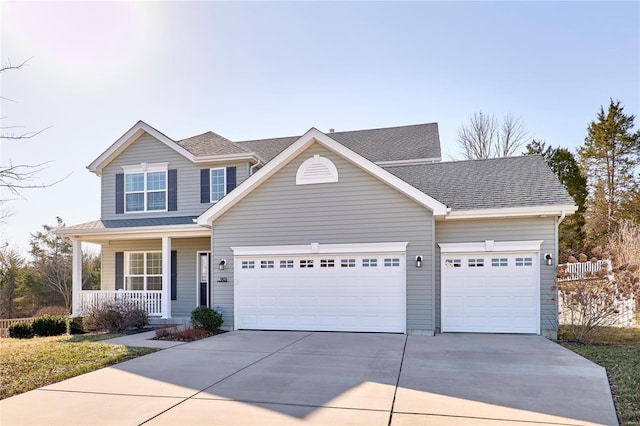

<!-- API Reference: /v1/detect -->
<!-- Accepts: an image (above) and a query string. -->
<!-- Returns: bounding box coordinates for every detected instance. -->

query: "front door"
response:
[197,252,211,307]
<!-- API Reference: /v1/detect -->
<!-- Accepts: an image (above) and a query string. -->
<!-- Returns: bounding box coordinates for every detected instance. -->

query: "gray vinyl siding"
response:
[434,217,558,336]
[101,133,250,220]
[211,143,434,332]
[100,237,210,318]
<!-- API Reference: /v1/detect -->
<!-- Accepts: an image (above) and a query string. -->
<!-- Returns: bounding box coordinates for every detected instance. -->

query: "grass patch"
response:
[0,334,157,400]
[560,326,640,426]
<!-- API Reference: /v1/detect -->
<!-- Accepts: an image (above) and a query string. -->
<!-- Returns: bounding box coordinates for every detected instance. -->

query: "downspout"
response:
[250,160,263,176]
[558,210,566,225]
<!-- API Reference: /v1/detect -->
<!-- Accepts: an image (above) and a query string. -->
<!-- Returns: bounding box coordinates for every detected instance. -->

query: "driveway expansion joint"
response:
[387,334,408,426]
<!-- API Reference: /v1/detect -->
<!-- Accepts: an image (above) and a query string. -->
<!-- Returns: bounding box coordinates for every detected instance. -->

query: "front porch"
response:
[63,220,212,319]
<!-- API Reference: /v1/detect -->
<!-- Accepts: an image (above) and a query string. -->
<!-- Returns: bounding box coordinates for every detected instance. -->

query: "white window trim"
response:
[210,167,227,203]
[124,251,163,291]
[122,163,169,214]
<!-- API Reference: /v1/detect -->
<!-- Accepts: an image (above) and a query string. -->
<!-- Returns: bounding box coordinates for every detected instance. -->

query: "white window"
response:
[384,258,400,267]
[516,257,533,267]
[341,259,356,268]
[241,260,255,269]
[125,252,162,291]
[261,260,274,269]
[468,258,485,267]
[210,168,226,202]
[362,258,378,267]
[280,260,294,268]
[445,258,462,268]
[124,168,167,213]
[491,258,508,267]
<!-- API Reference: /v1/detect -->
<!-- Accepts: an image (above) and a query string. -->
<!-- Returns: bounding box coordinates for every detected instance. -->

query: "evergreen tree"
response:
[526,140,588,259]
[579,99,640,239]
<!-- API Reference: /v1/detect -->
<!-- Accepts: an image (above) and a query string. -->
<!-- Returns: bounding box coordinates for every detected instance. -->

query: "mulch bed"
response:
[152,327,227,342]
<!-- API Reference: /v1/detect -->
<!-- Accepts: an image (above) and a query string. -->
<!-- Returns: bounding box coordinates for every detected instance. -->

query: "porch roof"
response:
[57,216,210,242]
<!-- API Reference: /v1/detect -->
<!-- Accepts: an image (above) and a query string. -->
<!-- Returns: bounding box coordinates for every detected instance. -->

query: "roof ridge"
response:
[434,154,540,165]
[233,122,438,144]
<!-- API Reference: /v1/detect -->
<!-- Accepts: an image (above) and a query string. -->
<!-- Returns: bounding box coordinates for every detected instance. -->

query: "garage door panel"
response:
[442,252,539,334]
[235,252,405,332]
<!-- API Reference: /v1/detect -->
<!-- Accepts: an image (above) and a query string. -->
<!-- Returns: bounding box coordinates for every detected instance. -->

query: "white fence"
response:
[557,260,636,327]
[557,260,612,281]
[81,290,163,316]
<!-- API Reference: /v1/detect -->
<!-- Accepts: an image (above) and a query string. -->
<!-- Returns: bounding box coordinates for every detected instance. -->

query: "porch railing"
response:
[80,290,163,317]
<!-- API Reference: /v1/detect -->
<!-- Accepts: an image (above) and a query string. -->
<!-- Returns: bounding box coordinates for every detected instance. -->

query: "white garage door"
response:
[441,252,539,333]
[234,248,405,333]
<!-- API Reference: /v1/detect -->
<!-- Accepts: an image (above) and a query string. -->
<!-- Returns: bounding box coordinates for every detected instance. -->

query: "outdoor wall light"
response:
[416,255,423,268]
[544,253,553,266]
[219,259,227,270]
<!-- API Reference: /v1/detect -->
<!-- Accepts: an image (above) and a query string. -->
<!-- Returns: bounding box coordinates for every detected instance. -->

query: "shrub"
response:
[69,316,85,335]
[31,316,67,337]
[191,306,223,332]
[34,306,69,317]
[9,322,34,339]
[83,302,149,333]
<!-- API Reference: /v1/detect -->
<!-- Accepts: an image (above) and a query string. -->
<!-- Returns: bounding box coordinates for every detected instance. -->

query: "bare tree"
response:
[458,111,529,159]
[1,58,60,214]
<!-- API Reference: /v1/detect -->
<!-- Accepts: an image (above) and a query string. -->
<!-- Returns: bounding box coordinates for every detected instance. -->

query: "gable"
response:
[88,121,194,176]
[198,128,448,225]
[214,143,434,231]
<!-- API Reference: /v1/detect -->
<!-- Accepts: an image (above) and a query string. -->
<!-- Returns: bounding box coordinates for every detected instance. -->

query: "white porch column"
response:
[161,236,171,319]
[71,240,82,317]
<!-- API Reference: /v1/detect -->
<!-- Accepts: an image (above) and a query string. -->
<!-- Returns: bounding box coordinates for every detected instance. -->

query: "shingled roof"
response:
[176,132,252,157]
[236,123,441,163]
[384,155,576,210]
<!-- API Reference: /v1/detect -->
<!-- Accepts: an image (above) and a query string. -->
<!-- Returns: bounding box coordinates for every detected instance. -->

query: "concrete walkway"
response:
[0,332,618,426]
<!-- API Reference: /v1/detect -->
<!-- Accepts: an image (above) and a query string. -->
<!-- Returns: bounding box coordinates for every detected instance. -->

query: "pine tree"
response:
[579,99,640,240]
[526,140,588,259]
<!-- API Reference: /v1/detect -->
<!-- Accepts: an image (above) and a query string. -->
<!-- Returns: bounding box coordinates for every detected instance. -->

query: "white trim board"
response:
[198,128,449,225]
[231,242,409,257]
[442,205,577,220]
[439,240,544,253]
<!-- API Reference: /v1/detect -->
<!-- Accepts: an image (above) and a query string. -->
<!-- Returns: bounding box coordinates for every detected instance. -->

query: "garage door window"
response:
[341,259,356,268]
[516,257,533,266]
[241,260,255,269]
[384,258,400,267]
[362,258,378,267]
[261,260,274,269]
[491,258,508,267]
[320,259,335,268]
[300,259,314,268]
[280,260,294,268]
[445,258,462,268]
[468,258,485,267]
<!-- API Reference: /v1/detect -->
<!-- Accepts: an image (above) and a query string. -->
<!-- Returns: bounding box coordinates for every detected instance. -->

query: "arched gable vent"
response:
[296,155,339,185]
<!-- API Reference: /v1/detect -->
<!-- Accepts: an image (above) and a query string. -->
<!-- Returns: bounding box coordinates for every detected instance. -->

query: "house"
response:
[59,121,577,338]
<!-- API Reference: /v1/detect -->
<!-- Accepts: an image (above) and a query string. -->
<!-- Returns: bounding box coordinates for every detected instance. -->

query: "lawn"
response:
[0,334,157,400]
[560,326,640,426]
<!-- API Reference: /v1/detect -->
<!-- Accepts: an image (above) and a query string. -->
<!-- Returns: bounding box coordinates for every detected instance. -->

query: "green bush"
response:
[9,322,34,339]
[69,316,85,335]
[83,302,149,333]
[191,306,223,332]
[31,316,67,337]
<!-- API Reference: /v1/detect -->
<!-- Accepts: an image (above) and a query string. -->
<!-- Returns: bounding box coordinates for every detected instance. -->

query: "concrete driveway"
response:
[0,331,618,425]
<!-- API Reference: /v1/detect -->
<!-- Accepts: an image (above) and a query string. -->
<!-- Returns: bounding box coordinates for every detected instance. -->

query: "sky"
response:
[1,1,639,254]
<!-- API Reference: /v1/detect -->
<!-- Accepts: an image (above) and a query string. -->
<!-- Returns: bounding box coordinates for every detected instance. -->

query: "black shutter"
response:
[115,252,124,290]
[168,169,177,211]
[226,166,237,194]
[115,174,124,214]
[200,169,210,203]
[171,250,177,300]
